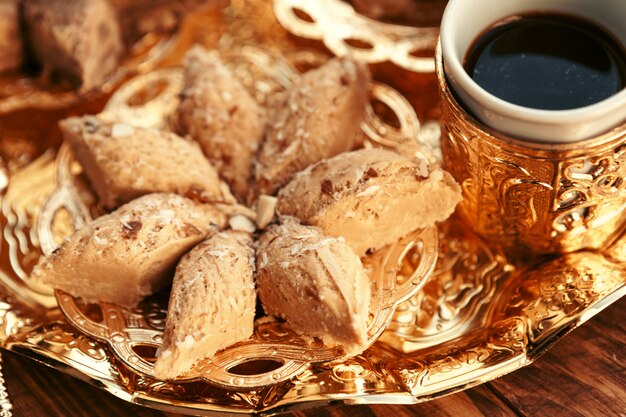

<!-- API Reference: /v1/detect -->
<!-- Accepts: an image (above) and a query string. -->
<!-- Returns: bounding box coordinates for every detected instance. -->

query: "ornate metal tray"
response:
[0,1,624,415]
[273,0,440,72]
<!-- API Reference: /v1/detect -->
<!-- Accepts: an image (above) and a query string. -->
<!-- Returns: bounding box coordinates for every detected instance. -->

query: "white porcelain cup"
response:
[440,0,626,143]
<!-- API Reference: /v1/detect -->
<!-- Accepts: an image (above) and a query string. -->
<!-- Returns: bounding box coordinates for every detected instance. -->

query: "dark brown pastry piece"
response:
[277,148,462,256]
[174,45,265,201]
[22,0,124,92]
[256,221,371,354]
[60,116,230,210]
[32,193,227,307]
[0,0,22,73]
[154,230,256,379]
[253,57,371,198]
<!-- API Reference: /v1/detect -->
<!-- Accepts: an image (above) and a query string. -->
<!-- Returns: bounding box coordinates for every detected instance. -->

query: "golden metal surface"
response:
[437,45,626,256]
[273,0,438,72]
[0,2,623,416]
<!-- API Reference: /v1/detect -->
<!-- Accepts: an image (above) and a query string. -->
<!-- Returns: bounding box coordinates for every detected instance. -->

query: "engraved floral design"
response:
[384,221,511,352]
[383,317,527,396]
[493,251,625,342]
[554,149,626,236]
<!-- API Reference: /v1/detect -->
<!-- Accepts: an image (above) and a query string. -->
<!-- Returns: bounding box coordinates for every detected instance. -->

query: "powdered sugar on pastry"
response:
[174,46,265,201]
[60,116,230,209]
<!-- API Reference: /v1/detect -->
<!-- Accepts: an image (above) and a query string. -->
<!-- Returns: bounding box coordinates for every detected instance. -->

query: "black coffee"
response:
[463,13,626,110]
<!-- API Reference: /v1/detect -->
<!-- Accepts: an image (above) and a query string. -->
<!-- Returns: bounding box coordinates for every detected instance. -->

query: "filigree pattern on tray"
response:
[382,221,512,352]
[273,0,438,72]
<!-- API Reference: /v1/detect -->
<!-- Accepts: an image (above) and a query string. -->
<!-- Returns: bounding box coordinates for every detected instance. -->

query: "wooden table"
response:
[3,298,624,417]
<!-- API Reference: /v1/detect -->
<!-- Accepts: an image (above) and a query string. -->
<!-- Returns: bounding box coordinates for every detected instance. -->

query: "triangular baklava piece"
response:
[33,193,226,307]
[277,148,462,256]
[61,116,230,209]
[256,221,371,354]
[154,230,256,379]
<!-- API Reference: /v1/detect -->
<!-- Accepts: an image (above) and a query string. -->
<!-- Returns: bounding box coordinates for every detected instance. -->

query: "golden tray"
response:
[0,1,624,415]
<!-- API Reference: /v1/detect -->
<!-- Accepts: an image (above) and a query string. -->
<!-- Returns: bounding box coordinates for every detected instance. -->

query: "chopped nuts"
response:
[111,123,135,138]
[256,195,277,229]
[228,214,256,233]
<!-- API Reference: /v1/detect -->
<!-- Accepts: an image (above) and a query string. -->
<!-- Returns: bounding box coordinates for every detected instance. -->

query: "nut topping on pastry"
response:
[277,148,462,256]
[174,45,266,201]
[256,195,278,229]
[32,193,226,307]
[256,221,371,353]
[60,115,231,210]
[154,230,256,379]
[253,57,371,198]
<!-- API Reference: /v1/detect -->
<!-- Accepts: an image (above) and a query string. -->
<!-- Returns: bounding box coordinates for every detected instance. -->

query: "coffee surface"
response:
[464,13,626,110]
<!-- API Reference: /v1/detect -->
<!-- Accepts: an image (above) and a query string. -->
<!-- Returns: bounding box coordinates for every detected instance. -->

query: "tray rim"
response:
[4,282,624,416]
